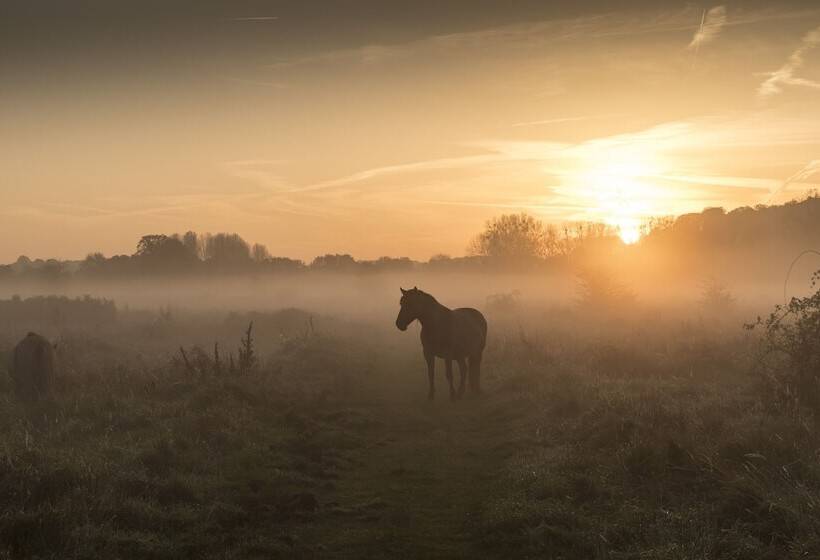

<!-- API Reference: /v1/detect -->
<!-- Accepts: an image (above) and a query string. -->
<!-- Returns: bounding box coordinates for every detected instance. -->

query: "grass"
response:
[0,304,819,558]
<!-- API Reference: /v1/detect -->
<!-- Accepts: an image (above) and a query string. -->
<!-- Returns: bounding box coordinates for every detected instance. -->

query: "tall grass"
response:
[0,284,819,558]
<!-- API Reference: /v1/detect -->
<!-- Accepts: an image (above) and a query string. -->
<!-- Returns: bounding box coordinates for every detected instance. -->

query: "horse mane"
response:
[412,288,439,306]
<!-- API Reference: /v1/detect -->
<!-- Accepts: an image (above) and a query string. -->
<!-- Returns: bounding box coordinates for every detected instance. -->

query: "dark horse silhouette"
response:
[395,287,487,401]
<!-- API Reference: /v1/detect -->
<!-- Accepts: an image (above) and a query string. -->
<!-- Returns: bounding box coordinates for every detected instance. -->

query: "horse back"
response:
[452,307,487,351]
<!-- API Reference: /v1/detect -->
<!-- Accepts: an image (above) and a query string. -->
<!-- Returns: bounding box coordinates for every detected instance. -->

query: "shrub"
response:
[699,276,735,313]
[574,267,634,311]
[485,290,522,315]
[749,270,820,412]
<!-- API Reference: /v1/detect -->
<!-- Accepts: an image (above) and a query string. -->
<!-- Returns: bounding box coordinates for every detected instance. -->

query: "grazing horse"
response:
[395,287,487,401]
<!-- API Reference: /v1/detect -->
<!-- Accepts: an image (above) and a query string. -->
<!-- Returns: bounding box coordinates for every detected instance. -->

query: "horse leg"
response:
[469,353,483,395]
[445,359,456,401]
[424,350,435,400]
[456,358,468,399]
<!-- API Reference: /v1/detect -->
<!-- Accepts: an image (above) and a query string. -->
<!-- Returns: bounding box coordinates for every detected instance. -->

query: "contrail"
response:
[766,160,820,203]
[231,16,278,21]
[691,9,706,70]
[689,6,727,69]
[512,113,626,127]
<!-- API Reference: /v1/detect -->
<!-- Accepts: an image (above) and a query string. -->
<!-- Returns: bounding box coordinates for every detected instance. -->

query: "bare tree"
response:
[252,243,271,263]
[469,213,550,261]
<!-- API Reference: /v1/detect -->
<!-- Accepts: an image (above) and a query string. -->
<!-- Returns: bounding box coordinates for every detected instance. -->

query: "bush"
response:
[574,267,635,311]
[699,277,735,313]
[485,290,522,315]
[749,270,820,412]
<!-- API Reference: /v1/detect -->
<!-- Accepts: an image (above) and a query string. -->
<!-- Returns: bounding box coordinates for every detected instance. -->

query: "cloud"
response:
[421,199,587,215]
[266,10,696,70]
[285,112,820,225]
[767,159,820,201]
[651,173,778,191]
[290,154,508,193]
[264,5,817,73]
[758,26,820,98]
[221,76,288,88]
[231,16,278,22]
[511,113,626,128]
[221,160,292,192]
[291,114,820,193]
[786,160,820,184]
[688,6,728,50]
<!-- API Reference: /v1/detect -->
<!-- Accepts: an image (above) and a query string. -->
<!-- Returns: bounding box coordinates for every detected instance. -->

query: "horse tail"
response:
[466,308,488,348]
[468,351,483,394]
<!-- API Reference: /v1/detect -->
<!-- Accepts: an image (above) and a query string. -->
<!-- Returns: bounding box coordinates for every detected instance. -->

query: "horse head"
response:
[396,286,428,331]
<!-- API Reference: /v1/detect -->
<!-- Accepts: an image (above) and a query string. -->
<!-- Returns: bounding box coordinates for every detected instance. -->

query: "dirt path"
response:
[296,394,530,559]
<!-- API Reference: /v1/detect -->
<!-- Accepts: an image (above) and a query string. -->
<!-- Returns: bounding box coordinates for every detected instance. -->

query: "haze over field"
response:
[6,3,820,558]
[3,1,820,261]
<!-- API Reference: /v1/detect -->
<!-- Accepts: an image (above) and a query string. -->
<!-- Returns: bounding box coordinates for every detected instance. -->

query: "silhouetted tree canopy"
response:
[2,196,819,282]
[265,257,305,271]
[181,231,200,259]
[12,256,32,274]
[203,233,251,266]
[135,235,198,272]
[469,213,551,262]
[311,254,357,272]
[252,243,271,263]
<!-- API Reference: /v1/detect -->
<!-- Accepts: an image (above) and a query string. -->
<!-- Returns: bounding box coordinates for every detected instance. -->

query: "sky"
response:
[2,0,820,261]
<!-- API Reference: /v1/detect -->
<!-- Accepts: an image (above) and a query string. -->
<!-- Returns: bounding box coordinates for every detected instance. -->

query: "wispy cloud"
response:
[280,113,820,226]
[221,76,288,89]
[221,160,292,192]
[512,113,626,128]
[223,159,287,167]
[767,159,820,201]
[421,199,587,215]
[688,6,728,50]
[651,173,778,191]
[265,6,817,72]
[758,25,820,98]
[266,10,695,70]
[291,154,508,193]
[284,116,820,199]
[231,16,278,22]
[786,160,820,184]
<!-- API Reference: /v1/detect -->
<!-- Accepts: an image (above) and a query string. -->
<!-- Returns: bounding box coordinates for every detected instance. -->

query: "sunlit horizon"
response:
[2,2,820,261]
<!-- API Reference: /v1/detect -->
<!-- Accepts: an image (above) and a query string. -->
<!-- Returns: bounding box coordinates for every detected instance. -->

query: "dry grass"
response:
[0,295,818,559]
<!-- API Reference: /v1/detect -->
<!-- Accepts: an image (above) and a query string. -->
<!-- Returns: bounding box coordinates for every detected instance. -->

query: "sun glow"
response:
[573,157,661,245]
[614,217,641,244]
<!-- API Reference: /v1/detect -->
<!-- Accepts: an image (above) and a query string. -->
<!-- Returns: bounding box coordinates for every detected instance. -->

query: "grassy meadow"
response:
[1,274,819,560]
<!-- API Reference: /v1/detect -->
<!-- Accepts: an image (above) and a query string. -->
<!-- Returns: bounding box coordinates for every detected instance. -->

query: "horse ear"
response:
[413,286,418,291]
[400,287,407,295]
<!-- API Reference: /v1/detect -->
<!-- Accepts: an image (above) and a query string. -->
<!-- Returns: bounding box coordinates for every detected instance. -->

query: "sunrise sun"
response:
[572,158,659,245]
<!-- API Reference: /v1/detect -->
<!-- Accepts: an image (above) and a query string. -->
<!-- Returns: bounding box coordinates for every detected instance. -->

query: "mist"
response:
[4,1,820,557]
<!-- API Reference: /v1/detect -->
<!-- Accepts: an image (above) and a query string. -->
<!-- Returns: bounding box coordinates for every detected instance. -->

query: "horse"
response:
[10,332,56,401]
[395,287,487,401]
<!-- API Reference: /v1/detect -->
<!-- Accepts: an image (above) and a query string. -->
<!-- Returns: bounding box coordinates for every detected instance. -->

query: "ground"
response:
[295,396,529,559]
[2,307,820,559]
[0,367,535,560]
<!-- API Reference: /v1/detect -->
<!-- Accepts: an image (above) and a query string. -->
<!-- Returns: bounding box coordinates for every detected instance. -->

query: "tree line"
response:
[2,195,819,283]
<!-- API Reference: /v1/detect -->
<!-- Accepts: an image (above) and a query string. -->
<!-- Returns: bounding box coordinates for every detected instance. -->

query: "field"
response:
[1,278,820,560]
